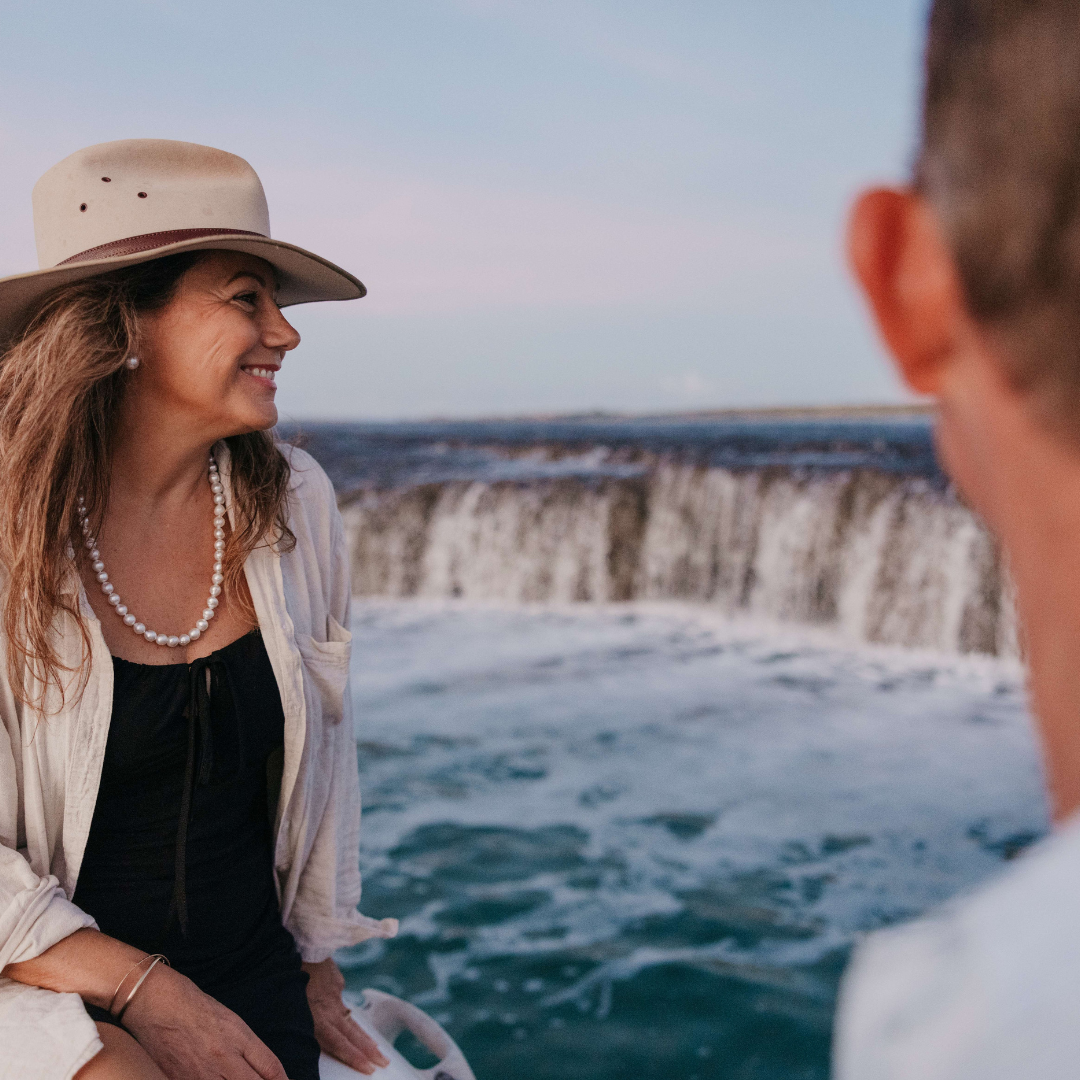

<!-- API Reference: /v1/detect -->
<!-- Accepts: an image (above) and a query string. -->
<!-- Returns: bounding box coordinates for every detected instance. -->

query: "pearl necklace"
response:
[77,455,226,649]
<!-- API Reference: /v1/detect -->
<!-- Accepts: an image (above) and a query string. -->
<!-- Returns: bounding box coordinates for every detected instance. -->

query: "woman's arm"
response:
[4,926,144,1010]
[5,928,289,1080]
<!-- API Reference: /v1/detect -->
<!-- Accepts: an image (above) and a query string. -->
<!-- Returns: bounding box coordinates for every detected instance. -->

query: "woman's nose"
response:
[263,307,301,352]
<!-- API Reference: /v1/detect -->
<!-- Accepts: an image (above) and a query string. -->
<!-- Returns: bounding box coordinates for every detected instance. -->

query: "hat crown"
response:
[31,139,272,269]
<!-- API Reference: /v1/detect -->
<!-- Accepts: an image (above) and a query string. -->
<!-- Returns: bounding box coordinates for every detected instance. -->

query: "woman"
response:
[0,140,396,1080]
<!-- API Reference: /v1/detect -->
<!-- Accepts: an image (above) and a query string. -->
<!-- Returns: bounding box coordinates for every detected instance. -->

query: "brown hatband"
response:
[57,228,268,266]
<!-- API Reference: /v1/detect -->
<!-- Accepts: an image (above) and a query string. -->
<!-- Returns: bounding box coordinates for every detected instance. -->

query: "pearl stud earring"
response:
[125,356,140,370]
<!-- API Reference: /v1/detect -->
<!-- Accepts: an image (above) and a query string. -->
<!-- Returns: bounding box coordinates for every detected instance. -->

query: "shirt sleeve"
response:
[0,689,97,971]
[285,492,396,963]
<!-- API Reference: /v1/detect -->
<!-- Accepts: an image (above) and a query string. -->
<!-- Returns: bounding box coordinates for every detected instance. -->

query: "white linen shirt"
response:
[833,810,1080,1080]
[0,445,396,1080]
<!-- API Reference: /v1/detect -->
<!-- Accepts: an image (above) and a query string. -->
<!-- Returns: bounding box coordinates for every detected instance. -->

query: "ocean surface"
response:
[294,418,1044,1079]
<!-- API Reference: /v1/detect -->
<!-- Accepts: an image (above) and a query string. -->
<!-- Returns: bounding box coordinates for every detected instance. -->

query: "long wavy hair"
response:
[0,252,295,709]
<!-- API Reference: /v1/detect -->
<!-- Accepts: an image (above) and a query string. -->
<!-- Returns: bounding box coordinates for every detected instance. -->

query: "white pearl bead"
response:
[206,596,219,609]
[90,549,99,560]
[92,561,104,573]
[209,585,221,598]
[202,608,215,620]
[190,628,201,640]
[108,594,121,606]
[156,634,168,646]
[143,629,156,641]
[85,539,95,549]
[134,622,145,635]
[213,561,223,573]
[101,583,114,595]
[212,573,224,585]
[214,529,225,540]
[211,483,223,494]
[179,634,191,647]
[96,571,109,583]
[196,619,208,632]
[167,636,179,648]
[213,494,225,506]
[214,540,225,552]
[116,605,127,616]
[124,613,136,626]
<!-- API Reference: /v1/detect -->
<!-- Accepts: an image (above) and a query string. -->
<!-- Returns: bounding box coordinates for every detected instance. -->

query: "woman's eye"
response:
[234,292,258,308]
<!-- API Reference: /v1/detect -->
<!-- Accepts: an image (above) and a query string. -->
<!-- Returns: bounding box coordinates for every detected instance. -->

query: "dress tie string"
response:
[168,654,228,937]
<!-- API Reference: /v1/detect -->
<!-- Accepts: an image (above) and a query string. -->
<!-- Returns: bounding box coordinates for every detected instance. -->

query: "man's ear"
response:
[847,188,967,397]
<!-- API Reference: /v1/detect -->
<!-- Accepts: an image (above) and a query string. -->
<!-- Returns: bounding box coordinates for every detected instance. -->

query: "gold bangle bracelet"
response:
[114,954,169,1025]
[107,954,155,1018]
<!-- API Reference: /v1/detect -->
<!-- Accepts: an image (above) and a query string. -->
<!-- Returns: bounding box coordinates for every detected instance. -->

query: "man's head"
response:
[919,0,1080,424]
[850,0,1080,528]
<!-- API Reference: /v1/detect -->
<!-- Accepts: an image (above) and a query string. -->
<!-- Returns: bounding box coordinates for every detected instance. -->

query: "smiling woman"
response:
[0,141,396,1080]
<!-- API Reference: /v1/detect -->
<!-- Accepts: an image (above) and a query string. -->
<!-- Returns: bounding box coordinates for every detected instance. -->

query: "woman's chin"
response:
[225,402,279,435]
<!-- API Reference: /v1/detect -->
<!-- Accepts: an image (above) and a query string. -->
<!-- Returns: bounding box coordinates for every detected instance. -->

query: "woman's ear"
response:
[847,188,968,397]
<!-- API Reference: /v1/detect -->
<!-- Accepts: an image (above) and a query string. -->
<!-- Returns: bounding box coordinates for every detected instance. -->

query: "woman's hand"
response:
[303,958,389,1076]
[123,963,288,1080]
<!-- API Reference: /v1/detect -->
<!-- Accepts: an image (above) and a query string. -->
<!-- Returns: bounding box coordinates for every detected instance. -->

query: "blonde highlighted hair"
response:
[0,253,294,708]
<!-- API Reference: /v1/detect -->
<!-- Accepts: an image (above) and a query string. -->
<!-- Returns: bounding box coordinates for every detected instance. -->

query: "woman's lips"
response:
[241,365,278,388]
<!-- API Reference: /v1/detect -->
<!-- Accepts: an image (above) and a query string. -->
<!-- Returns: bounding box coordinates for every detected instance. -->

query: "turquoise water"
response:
[337,601,1045,1080]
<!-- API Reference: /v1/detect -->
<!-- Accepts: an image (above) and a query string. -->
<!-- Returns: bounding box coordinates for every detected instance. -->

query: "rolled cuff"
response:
[292,912,398,965]
[0,876,98,970]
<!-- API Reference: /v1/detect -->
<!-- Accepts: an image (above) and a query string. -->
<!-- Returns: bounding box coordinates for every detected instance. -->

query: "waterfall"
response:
[341,464,1016,656]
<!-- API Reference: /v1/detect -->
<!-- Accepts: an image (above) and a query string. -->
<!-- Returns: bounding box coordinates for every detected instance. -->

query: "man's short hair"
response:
[919,0,1080,429]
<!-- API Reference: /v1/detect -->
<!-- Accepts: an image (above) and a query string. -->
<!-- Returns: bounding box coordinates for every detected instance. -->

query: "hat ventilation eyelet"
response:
[101,177,111,183]
[79,203,87,212]
[137,192,147,199]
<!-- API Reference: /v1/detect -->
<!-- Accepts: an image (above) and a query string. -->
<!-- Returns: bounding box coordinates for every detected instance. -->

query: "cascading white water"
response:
[341,464,1016,655]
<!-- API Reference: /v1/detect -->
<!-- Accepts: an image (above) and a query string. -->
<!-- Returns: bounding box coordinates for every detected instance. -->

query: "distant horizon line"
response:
[278,402,935,426]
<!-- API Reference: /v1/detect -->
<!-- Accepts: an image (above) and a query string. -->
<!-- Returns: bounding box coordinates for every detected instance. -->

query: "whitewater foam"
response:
[340,599,1042,1079]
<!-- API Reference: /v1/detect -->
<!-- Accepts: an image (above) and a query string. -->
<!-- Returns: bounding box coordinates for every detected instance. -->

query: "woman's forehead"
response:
[198,250,279,289]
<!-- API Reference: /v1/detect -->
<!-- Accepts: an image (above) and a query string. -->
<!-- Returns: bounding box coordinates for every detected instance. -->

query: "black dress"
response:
[73,629,321,1080]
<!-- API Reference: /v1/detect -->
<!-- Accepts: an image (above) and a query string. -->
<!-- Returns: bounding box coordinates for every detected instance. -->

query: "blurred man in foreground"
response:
[836,1,1080,1075]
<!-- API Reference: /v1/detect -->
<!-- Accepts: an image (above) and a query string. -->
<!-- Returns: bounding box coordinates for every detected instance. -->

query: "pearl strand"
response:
[77,455,226,648]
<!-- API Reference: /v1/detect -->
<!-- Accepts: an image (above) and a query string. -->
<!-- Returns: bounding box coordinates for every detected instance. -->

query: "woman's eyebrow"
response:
[226,271,268,289]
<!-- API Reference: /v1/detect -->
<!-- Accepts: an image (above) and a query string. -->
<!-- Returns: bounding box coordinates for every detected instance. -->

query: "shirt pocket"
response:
[297,614,352,726]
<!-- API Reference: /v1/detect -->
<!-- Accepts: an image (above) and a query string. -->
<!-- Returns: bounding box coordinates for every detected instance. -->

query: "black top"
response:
[73,629,289,986]
[73,629,322,1080]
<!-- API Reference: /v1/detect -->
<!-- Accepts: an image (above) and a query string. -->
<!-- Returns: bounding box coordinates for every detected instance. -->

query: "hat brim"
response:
[0,233,365,343]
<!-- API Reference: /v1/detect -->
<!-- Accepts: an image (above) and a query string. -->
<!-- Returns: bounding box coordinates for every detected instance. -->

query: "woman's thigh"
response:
[74,1023,166,1080]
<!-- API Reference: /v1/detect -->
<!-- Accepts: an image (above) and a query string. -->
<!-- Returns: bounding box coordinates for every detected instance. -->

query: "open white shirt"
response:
[834,810,1080,1079]
[0,445,396,1080]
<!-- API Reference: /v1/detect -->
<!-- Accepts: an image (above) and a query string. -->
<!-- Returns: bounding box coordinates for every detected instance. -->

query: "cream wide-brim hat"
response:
[0,138,365,343]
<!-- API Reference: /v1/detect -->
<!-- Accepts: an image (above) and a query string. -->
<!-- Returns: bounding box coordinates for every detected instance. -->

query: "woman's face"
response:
[134,250,301,439]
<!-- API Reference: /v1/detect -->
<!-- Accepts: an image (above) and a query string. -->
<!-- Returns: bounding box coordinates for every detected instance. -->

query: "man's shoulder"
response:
[835,815,1080,1079]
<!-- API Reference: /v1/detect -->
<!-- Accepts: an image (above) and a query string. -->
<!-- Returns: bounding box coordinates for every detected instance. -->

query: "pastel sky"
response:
[0,1,927,419]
